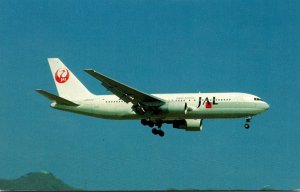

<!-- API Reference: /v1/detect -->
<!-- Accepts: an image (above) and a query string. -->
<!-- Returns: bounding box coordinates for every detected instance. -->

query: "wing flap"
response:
[36,89,79,106]
[84,69,165,106]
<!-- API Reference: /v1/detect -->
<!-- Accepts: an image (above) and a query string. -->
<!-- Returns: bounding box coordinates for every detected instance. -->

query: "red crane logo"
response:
[55,68,70,83]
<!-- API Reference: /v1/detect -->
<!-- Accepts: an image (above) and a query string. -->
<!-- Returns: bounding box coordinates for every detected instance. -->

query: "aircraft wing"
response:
[84,69,165,109]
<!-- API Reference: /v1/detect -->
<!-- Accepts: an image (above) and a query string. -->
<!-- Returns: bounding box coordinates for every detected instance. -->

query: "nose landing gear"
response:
[244,123,250,129]
[244,116,252,129]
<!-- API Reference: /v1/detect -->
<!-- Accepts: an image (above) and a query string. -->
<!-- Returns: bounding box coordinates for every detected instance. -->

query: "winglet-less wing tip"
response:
[84,69,95,73]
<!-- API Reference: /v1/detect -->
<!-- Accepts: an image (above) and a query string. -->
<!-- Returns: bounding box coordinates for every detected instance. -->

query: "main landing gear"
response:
[141,119,165,137]
[244,116,252,129]
[152,128,165,137]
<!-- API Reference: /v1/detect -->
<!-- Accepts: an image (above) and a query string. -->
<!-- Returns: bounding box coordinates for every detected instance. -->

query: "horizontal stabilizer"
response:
[36,89,79,106]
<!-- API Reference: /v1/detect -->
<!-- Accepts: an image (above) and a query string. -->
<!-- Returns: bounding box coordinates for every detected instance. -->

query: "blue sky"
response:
[0,0,299,190]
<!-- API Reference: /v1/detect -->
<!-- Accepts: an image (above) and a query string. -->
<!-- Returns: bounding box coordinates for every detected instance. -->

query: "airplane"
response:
[36,58,269,137]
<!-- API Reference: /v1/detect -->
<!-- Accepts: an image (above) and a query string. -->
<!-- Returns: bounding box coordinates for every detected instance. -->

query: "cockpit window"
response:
[254,98,263,101]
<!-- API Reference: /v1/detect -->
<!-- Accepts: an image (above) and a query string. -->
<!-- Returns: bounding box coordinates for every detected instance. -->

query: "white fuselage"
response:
[51,92,269,120]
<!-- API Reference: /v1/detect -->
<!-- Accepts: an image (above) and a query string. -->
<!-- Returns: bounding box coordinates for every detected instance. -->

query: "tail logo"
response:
[55,68,70,83]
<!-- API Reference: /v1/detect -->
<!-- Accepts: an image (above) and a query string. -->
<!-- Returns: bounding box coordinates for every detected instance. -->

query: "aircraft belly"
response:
[92,103,137,119]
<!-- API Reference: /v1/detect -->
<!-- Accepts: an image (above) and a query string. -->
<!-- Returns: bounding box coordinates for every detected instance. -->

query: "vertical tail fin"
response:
[48,58,94,101]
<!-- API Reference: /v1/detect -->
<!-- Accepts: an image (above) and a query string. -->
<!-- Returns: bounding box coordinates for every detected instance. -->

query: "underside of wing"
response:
[84,69,165,114]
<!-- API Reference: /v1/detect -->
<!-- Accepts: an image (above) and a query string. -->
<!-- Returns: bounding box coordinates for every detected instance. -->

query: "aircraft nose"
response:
[262,102,270,111]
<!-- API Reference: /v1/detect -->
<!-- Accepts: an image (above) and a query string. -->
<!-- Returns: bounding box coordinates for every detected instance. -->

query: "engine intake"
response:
[173,119,203,131]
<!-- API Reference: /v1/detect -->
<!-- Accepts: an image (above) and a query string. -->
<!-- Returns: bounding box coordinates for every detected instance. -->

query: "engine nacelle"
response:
[159,101,187,115]
[173,119,203,131]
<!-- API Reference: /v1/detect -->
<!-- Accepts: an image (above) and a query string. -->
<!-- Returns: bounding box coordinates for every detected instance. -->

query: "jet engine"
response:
[173,119,203,131]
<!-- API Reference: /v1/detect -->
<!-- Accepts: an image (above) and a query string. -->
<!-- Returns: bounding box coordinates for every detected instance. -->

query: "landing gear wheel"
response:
[152,128,158,135]
[151,128,165,137]
[244,123,250,129]
[244,116,252,129]
[158,130,165,137]
[141,119,148,126]
[148,121,154,128]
